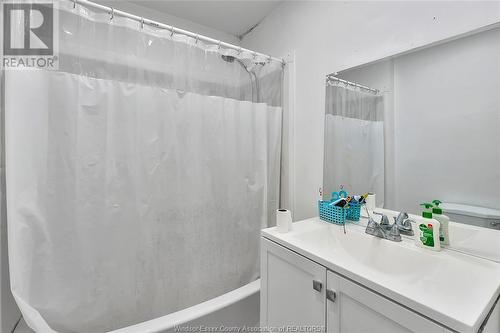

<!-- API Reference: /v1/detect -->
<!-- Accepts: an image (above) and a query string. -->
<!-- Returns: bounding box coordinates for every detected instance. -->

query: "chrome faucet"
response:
[365,212,402,242]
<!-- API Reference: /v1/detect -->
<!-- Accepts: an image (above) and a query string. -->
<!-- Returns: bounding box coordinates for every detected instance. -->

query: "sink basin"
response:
[289,221,500,288]
[292,225,431,276]
[262,217,500,333]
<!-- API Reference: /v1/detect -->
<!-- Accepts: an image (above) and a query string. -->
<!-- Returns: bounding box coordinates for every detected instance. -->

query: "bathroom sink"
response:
[291,224,429,276]
[287,220,500,287]
[262,217,500,333]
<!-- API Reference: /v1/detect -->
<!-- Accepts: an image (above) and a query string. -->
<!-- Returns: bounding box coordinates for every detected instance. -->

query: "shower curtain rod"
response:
[71,0,285,65]
[326,75,379,94]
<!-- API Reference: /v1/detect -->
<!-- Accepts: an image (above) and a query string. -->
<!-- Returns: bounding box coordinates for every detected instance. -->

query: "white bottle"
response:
[365,193,376,213]
[432,208,450,246]
[431,200,450,246]
[414,210,441,251]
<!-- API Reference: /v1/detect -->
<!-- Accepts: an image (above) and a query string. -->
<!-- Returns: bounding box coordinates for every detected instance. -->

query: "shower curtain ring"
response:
[217,40,221,50]
[170,26,174,37]
[140,17,144,29]
[195,35,199,44]
[253,52,257,60]
[109,7,114,21]
[237,47,242,56]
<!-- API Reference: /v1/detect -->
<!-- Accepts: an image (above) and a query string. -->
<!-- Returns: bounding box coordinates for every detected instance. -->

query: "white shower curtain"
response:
[3,2,282,332]
[323,82,384,206]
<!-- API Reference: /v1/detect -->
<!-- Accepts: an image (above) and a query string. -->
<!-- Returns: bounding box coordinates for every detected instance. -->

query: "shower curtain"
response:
[323,81,384,206]
[3,2,282,332]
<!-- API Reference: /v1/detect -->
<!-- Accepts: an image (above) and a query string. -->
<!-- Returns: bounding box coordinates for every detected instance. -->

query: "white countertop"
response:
[262,217,500,333]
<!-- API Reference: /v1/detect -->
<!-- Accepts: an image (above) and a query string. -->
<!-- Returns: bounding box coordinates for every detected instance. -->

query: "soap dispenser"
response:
[414,203,441,251]
[432,199,450,246]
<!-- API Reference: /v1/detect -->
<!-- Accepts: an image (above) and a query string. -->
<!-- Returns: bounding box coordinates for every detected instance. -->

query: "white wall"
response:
[241,1,500,220]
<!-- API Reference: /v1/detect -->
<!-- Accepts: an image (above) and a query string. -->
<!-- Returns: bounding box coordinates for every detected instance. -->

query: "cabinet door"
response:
[261,238,326,332]
[326,270,446,333]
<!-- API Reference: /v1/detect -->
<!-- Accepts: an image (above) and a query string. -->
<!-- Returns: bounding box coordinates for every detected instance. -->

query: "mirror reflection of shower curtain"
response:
[3,3,282,332]
[323,83,384,207]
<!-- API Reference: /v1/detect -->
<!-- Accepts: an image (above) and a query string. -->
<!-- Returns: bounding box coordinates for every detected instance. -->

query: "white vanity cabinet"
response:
[260,237,326,332]
[326,270,448,333]
[261,237,450,333]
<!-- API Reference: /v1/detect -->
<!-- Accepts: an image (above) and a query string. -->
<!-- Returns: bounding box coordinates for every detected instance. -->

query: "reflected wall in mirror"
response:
[324,26,500,230]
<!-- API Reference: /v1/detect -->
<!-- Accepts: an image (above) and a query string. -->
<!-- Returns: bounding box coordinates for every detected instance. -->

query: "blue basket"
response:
[318,200,347,225]
[346,201,362,221]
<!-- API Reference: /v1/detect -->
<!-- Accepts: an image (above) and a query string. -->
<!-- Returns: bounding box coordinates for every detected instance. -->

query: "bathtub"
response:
[111,279,260,333]
[15,280,260,333]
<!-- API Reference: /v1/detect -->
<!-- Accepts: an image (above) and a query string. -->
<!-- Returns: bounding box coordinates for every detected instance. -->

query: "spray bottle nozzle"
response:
[420,203,434,209]
[431,199,443,214]
[420,203,434,219]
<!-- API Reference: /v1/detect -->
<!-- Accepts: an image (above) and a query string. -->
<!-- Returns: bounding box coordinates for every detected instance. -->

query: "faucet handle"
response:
[374,212,390,227]
[366,217,379,228]
[394,213,412,229]
[394,212,409,226]
[365,217,385,238]
[394,214,415,236]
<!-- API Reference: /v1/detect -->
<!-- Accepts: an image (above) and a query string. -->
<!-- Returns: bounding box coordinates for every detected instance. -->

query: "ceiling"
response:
[129,1,282,38]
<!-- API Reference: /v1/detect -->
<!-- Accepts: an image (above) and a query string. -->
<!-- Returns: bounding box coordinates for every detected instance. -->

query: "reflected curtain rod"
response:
[71,0,285,65]
[326,75,379,94]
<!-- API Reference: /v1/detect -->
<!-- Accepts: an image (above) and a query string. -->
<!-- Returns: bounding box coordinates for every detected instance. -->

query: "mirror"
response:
[323,26,500,231]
